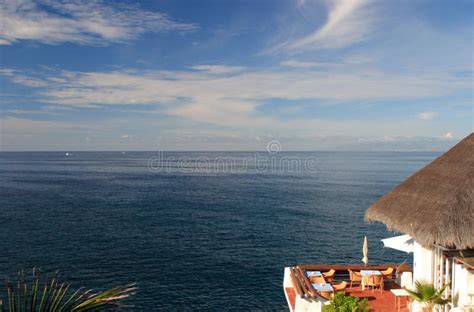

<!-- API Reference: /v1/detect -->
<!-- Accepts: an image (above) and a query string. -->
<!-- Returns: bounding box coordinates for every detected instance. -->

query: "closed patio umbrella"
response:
[362,236,368,266]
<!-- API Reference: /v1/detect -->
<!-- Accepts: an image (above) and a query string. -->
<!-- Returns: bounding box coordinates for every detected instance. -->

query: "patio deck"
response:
[285,263,412,312]
[284,284,410,312]
[347,285,410,312]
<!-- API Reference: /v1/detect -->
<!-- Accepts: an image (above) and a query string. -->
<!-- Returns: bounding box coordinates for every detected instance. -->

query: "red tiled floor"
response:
[285,287,296,311]
[347,285,410,312]
[284,284,410,312]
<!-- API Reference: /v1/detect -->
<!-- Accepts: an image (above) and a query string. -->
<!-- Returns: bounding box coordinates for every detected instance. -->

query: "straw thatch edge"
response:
[365,133,474,250]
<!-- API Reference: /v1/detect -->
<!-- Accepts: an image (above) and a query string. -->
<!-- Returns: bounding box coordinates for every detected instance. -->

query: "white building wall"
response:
[413,242,434,284]
[283,267,293,288]
[294,297,323,312]
[411,243,474,309]
[452,263,474,308]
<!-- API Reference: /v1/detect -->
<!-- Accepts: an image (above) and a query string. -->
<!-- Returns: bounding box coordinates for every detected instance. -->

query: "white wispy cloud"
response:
[0,0,196,46]
[444,132,454,139]
[267,0,377,53]
[1,108,62,116]
[1,64,469,130]
[0,68,48,87]
[280,59,328,68]
[280,55,373,69]
[0,116,86,133]
[1,115,465,151]
[418,111,438,120]
[192,65,246,74]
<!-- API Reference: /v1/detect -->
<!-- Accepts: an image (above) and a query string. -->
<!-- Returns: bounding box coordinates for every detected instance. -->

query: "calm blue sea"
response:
[0,151,438,310]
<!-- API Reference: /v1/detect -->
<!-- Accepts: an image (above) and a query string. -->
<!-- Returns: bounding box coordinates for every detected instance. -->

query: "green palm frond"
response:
[0,268,136,312]
[404,281,450,311]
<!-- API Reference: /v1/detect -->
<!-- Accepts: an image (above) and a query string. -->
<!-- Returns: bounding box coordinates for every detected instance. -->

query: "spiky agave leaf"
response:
[71,284,137,311]
[57,288,83,312]
[30,268,40,312]
[6,278,15,312]
[17,271,22,312]
[3,269,135,311]
[38,276,49,312]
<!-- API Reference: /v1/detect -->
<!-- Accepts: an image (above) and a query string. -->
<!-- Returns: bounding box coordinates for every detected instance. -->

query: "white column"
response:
[433,247,438,287]
[439,248,442,287]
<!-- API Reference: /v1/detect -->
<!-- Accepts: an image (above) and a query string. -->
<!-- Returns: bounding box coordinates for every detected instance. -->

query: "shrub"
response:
[322,292,370,312]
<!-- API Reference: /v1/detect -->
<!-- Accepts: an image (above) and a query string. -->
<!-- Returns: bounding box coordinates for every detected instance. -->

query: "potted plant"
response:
[404,281,450,312]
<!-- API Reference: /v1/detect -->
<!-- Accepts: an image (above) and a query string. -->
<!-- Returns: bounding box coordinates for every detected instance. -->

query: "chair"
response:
[381,267,394,287]
[322,269,336,283]
[309,275,326,284]
[366,275,384,292]
[318,290,333,300]
[333,281,347,294]
[348,269,362,288]
[381,267,394,278]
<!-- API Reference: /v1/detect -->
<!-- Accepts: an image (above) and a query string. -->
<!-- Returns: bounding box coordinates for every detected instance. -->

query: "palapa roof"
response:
[365,133,474,250]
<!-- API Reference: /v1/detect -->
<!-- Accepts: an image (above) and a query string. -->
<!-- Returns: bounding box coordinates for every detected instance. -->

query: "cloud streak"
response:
[418,111,438,120]
[267,0,377,53]
[1,64,470,131]
[0,115,462,151]
[280,59,328,68]
[0,0,196,46]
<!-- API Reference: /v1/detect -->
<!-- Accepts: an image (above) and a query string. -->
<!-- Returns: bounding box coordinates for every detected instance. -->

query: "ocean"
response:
[0,151,438,310]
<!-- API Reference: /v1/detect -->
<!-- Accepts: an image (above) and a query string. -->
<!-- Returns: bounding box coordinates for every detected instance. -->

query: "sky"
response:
[0,0,473,151]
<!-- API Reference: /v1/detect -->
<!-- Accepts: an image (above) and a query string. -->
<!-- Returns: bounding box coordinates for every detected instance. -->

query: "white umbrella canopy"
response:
[362,236,368,266]
[381,234,414,253]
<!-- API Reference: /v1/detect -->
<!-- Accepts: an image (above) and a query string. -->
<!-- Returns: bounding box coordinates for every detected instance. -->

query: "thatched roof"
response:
[365,133,474,250]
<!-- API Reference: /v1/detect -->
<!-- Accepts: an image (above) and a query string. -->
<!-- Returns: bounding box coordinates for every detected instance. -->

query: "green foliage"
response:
[404,281,450,311]
[322,293,370,312]
[0,268,136,312]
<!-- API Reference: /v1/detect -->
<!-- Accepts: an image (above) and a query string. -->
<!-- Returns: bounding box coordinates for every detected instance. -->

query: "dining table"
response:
[360,270,382,290]
[311,283,334,292]
[390,289,410,312]
[305,270,322,277]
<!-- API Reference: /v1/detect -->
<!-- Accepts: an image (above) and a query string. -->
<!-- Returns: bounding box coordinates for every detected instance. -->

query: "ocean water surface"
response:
[0,151,438,310]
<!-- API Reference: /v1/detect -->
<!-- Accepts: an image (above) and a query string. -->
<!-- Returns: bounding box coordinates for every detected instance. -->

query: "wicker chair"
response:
[381,267,394,287]
[318,290,333,300]
[333,281,348,294]
[381,267,394,278]
[348,269,362,288]
[366,275,384,292]
[322,269,336,283]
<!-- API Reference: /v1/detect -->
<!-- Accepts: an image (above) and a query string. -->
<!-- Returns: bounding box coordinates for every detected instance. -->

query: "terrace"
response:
[283,263,413,312]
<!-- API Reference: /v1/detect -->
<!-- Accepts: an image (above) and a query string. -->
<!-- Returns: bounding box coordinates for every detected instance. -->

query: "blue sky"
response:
[0,0,472,151]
